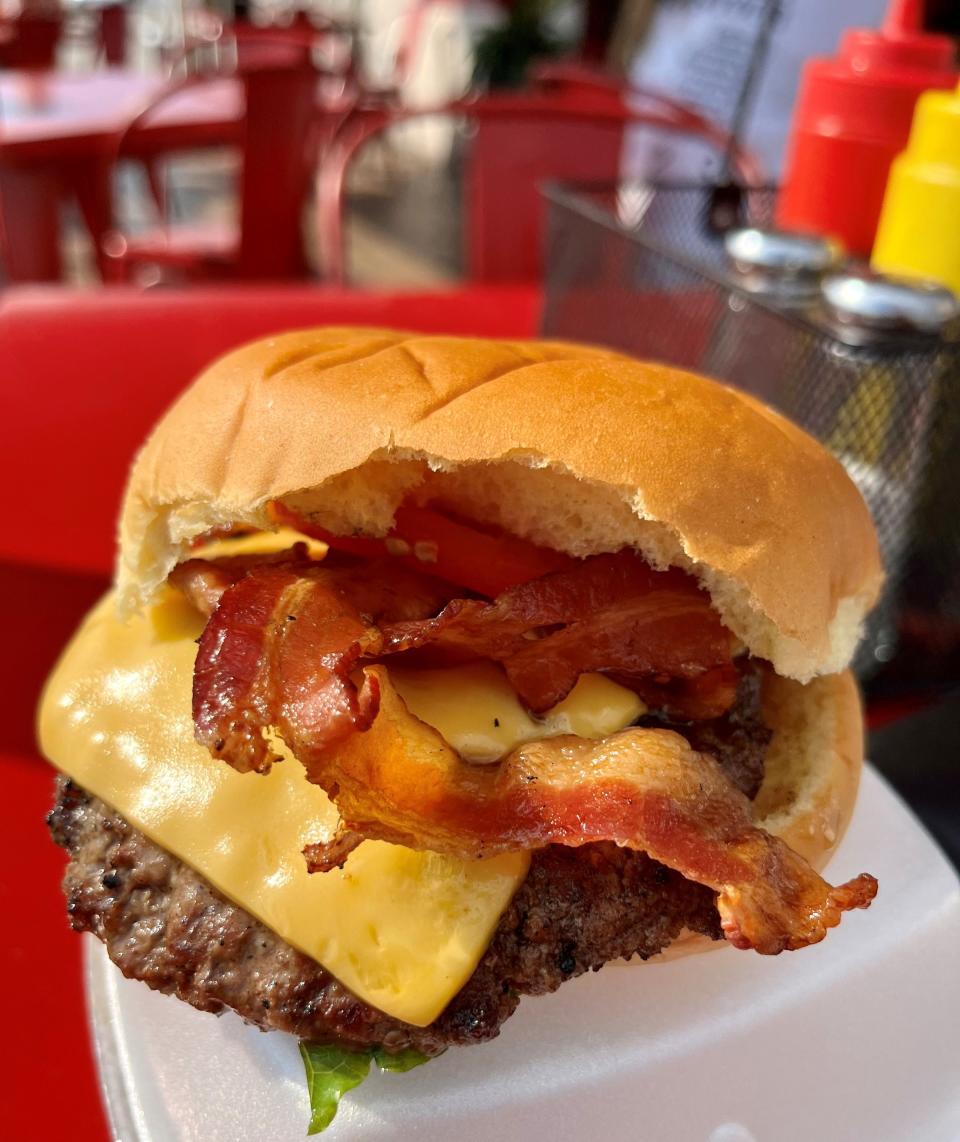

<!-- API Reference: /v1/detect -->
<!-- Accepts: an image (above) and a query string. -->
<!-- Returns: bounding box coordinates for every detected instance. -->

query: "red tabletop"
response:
[0,68,242,159]
[2,283,540,1141]
[0,67,247,281]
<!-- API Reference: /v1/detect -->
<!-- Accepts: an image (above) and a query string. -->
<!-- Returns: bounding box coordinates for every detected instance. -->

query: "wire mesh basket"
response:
[540,182,960,678]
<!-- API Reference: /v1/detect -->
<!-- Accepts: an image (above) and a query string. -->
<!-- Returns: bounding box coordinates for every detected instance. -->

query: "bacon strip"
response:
[186,553,876,953]
[193,564,377,773]
[170,544,314,617]
[303,826,366,873]
[192,560,452,773]
[381,553,737,717]
[306,667,876,954]
[190,551,737,775]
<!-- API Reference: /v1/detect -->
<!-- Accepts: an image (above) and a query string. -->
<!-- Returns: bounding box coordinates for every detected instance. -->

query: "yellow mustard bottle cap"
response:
[872,80,960,295]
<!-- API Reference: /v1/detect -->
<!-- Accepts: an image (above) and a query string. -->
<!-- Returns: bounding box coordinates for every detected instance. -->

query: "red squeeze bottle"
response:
[777,0,957,256]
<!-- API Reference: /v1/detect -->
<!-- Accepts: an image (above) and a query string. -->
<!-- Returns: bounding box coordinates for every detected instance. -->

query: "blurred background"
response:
[3,0,955,288]
[8,0,959,780]
[2,1,959,1137]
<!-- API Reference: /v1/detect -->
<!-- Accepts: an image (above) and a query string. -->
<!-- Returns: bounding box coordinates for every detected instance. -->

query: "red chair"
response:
[98,1,127,65]
[317,84,762,285]
[102,31,352,283]
[0,10,61,70]
[530,60,759,151]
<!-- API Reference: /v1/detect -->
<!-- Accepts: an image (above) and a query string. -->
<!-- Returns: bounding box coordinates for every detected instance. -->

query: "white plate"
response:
[85,767,960,1142]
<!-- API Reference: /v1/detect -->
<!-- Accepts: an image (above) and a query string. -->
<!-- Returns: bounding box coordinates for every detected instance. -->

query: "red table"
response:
[0,69,242,156]
[0,68,244,281]
[1,283,540,1141]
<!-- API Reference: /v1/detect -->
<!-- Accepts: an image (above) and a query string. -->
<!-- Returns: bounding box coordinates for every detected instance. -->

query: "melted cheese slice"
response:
[194,526,328,561]
[39,592,527,1026]
[38,569,645,1027]
[392,663,645,763]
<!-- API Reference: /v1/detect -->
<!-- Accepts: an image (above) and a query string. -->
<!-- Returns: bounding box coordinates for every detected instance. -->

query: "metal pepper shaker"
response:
[812,268,959,672]
[701,227,842,408]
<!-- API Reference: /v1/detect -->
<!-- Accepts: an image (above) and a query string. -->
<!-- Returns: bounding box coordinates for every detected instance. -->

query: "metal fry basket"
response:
[540,183,960,678]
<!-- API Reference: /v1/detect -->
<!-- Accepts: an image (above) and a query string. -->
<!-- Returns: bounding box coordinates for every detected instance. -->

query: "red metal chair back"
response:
[237,45,320,278]
[465,106,623,281]
[318,86,762,285]
[530,60,761,146]
[106,30,347,281]
[98,2,127,66]
[0,12,61,70]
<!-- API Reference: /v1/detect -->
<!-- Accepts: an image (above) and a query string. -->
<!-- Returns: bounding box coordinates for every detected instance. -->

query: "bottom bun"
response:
[649,668,864,964]
[754,669,864,866]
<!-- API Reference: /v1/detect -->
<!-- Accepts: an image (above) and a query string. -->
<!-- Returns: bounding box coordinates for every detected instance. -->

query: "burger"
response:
[40,328,881,1132]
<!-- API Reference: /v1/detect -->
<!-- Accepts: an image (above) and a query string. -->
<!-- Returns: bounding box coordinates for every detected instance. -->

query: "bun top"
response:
[118,327,882,681]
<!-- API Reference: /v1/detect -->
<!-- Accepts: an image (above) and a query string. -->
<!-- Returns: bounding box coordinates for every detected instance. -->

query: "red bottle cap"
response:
[776,0,957,256]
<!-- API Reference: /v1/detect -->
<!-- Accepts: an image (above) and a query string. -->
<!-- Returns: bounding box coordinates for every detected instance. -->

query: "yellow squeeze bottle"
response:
[872,81,960,295]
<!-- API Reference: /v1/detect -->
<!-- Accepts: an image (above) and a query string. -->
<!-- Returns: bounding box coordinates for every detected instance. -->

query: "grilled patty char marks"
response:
[48,666,770,1054]
[49,779,721,1053]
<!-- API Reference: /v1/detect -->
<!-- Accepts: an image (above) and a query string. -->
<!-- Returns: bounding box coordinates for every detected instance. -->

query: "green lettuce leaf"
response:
[371,1046,434,1073]
[299,1042,436,1133]
[299,1043,372,1134]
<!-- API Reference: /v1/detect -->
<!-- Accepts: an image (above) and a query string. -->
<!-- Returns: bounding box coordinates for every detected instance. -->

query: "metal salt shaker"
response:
[701,228,842,409]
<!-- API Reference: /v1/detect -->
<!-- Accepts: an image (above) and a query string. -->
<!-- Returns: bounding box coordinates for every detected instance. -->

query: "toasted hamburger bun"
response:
[113,327,881,954]
[118,328,882,682]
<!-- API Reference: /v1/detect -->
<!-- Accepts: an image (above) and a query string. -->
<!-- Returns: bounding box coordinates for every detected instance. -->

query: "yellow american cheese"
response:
[194,526,328,561]
[392,663,645,763]
[39,592,528,1026]
[38,554,645,1027]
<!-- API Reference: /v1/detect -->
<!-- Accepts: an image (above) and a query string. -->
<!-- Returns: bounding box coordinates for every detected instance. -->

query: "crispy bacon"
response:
[381,553,737,717]
[170,544,315,617]
[192,559,452,773]
[192,564,372,773]
[306,667,876,954]
[184,548,877,953]
[303,826,366,873]
[189,551,737,776]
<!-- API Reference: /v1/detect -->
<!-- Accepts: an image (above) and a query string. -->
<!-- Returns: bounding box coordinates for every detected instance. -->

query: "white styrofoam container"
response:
[85,766,960,1142]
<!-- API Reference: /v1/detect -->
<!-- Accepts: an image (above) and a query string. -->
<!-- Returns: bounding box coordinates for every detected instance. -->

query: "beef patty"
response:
[48,666,770,1055]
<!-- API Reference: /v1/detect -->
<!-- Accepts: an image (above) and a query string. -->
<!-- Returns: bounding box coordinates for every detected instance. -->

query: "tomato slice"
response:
[268,502,383,557]
[268,500,573,596]
[390,505,572,596]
